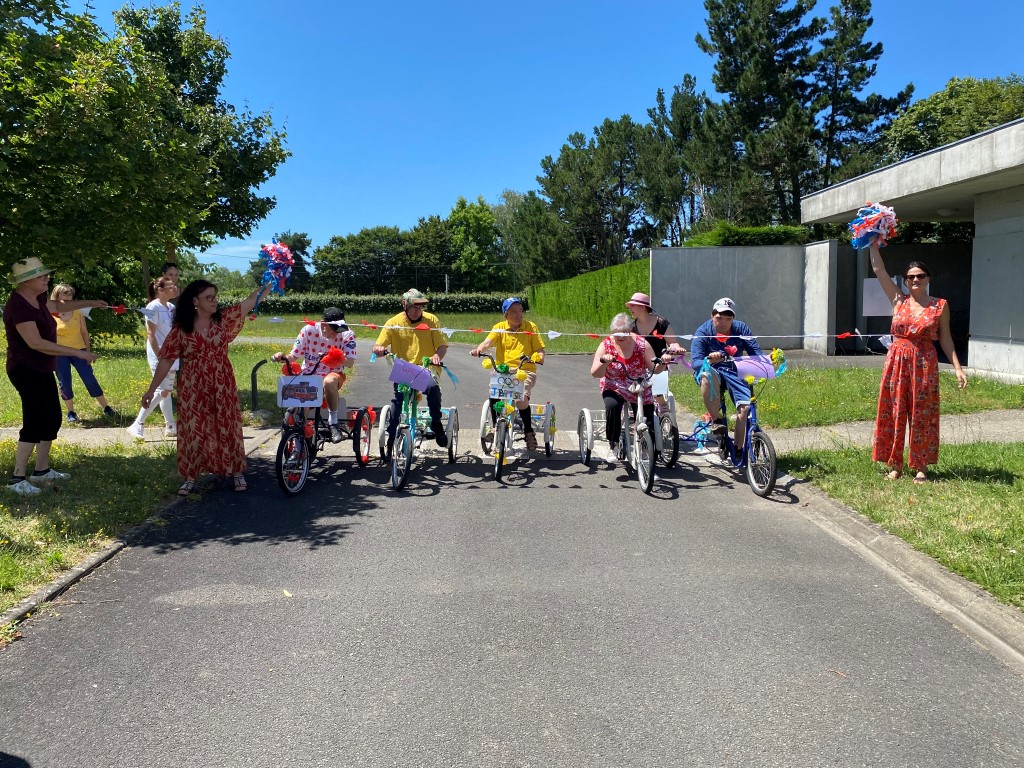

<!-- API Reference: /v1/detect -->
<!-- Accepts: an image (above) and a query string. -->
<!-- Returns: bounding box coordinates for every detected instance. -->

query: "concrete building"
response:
[801,118,1024,382]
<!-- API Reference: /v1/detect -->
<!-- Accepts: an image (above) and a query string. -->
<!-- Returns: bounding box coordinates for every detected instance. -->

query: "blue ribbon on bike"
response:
[442,365,459,388]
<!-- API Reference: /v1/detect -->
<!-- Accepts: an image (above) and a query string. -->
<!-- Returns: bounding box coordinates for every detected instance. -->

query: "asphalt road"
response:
[2,341,1024,767]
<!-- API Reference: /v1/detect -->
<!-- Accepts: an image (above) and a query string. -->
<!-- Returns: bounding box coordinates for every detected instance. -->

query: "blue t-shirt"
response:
[690,318,763,370]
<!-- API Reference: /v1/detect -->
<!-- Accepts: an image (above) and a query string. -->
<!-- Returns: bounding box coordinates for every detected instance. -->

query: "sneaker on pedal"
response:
[432,421,448,448]
[711,418,728,435]
[329,424,344,444]
[602,443,619,463]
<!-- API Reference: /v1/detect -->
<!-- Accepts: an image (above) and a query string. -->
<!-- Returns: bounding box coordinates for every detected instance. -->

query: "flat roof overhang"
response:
[801,118,1024,224]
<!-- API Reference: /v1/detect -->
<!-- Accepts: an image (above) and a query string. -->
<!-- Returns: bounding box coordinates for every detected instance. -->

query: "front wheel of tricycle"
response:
[352,408,372,467]
[275,428,310,496]
[745,429,777,497]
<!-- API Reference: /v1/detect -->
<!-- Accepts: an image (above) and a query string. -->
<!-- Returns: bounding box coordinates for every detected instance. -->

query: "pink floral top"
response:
[599,335,653,404]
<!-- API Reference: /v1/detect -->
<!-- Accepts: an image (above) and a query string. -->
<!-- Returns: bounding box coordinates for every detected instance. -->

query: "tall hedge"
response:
[526,259,649,322]
[684,222,808,247]
[215,291,514,315]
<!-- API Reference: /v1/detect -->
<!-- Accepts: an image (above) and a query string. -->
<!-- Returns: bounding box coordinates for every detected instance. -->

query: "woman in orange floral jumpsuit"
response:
[142,279,270,496]
[868,241,968,483]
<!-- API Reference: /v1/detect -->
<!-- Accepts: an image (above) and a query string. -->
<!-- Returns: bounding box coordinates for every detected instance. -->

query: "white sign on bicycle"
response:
[489,372,525,400]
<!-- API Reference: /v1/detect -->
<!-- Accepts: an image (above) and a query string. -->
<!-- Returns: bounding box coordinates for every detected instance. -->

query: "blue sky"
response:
[76,0,1024,272]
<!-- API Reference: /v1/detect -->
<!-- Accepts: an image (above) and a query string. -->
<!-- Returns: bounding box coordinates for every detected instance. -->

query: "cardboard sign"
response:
[277,375,323,407]
[389,358,435,392]
[488,371,526,400]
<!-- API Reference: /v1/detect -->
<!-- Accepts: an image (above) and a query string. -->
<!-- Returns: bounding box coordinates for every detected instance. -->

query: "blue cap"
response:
[502,297,523,314]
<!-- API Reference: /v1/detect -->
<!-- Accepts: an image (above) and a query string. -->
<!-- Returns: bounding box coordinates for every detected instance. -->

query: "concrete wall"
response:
[970,186,1024,381]
[803,240,837,354]
[650,246,805,349]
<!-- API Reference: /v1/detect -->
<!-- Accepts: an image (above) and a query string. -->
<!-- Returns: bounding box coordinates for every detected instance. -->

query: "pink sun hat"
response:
[625,292,652,309]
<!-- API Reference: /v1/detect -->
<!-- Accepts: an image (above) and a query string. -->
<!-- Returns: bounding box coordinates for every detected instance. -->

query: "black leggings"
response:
[8,365,62,443]
[602,390,654,446]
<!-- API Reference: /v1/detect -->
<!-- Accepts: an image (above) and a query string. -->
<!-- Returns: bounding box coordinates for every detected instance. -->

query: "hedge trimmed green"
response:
[216,291,516,315]
[684,222,808,247]
[526,259,649,322]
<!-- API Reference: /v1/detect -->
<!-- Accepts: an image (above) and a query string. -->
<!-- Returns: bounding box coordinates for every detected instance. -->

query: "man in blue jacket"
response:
[690,297,764,451]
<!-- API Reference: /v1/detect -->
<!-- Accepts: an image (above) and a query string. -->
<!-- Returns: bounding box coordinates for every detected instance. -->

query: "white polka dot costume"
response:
[289,323,357,375]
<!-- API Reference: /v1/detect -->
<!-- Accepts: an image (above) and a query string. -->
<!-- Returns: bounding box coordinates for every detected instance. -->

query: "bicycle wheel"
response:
[447,408,459,464]
[577,409,592,466]
[275,428,310,496]
[745,429,778,497]
[377,403,392,461]
[391,426,412,490]
[636,427,656,495]
[479,401,493,455]
[658,413,679,468]
[352,408,371,466]
[494,419,508,481]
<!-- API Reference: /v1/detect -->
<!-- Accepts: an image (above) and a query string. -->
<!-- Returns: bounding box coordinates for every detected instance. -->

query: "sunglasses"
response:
[905,273,929,281]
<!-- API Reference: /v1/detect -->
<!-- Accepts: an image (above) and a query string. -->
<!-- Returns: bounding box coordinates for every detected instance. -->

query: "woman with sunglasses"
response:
[869,240,967,484]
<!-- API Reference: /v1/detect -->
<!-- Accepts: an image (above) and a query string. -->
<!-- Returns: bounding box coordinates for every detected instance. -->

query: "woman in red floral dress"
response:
[869,241,968,483]
[142,279,270,496]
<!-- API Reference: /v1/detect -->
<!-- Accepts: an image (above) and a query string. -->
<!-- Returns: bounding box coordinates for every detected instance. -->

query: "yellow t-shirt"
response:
[54,310,87,349]
[485,320,545,372]
[375,310,446,368]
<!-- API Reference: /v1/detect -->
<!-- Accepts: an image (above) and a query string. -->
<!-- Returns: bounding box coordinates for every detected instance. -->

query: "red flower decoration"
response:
[321,347,346,368]
[113,304,127,315]
[724,345,738,356]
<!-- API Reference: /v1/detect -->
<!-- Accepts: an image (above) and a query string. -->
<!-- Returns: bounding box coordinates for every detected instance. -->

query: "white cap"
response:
[712,297,736,314]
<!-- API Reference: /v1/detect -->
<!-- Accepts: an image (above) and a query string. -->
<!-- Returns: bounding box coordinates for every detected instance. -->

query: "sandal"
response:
[913,472,928,484]
[233,475,248,493]
[177,481,197,496]
[886,469,901,481]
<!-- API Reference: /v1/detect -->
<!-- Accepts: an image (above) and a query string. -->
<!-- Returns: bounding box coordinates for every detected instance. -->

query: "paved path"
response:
[3,344,1024,767]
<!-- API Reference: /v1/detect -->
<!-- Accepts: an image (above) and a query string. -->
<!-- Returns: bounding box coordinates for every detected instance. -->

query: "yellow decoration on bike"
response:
[515,370,527,381]
[481,358,493,369]
[745,375,756,385]
[530,353,542,363]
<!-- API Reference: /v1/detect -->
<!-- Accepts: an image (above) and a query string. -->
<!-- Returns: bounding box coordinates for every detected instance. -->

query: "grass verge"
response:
[668,366,1024,429]
[779,443,1024,611]
[1,441,179,616]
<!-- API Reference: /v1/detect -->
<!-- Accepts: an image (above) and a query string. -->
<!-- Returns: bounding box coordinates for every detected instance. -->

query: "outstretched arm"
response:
[868,241,899,306]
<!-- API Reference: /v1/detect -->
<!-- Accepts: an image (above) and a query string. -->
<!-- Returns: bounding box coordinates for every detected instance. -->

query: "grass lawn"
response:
[668,365,1024,429]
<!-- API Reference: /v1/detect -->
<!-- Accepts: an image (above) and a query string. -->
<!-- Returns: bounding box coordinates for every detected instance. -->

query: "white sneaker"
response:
[602,444,619,463]
[164,424,177,438]
[7,479,41,495]
[28,469,70,484]
[126,422,145,440]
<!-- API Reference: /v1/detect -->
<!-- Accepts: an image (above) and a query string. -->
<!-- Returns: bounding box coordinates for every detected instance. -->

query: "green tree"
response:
[494,190,581,286]
[883,75,1024,160]
[640,77,704,245]
[1,0,207,300]
[812,0,912,186]
[405,215,453,293]
[112,3,290,262]
[311,226,408,295]
[448,196,502,292]
[696,0,822,223]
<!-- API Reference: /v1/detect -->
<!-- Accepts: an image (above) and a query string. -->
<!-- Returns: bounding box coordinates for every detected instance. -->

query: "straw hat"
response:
[8,258,54,285]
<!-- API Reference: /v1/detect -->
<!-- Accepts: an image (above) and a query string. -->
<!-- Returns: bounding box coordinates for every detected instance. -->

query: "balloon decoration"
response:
[849,202,898,249]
